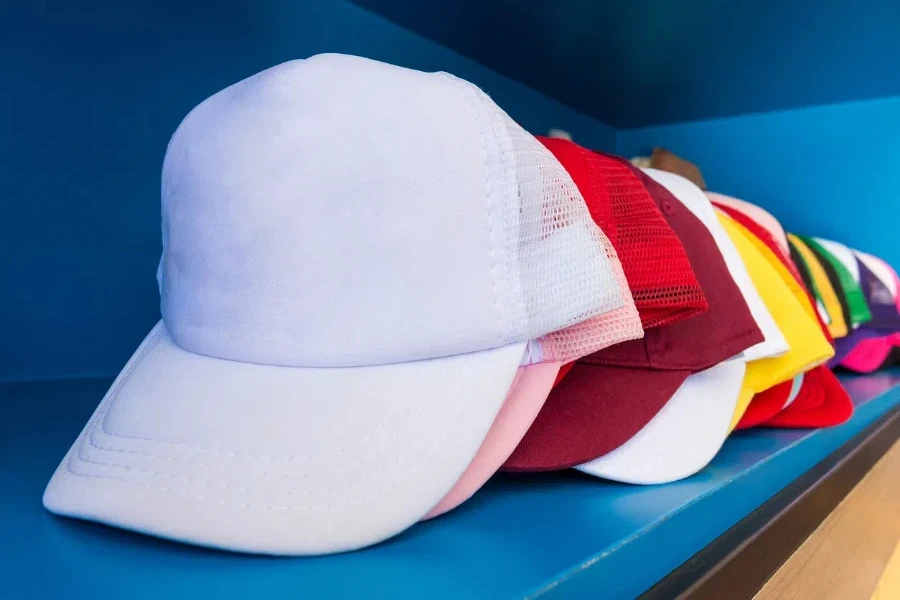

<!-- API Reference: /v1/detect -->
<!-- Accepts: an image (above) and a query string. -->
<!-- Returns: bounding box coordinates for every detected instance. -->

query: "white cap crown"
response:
[159,54,621,367]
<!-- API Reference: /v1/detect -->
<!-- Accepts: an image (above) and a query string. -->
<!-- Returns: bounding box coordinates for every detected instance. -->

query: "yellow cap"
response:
[716,211,834,430]
[787,233,848,338]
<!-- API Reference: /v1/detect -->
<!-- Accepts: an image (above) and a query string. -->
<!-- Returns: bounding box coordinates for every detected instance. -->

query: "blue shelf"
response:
[2,372,899,599]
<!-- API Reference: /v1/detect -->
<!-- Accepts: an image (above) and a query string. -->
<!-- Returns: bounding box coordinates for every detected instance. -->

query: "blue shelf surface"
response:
[1,371,899,599]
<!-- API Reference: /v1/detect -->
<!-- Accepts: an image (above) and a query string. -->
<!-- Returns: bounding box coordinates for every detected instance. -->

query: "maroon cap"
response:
[504,162,764,471]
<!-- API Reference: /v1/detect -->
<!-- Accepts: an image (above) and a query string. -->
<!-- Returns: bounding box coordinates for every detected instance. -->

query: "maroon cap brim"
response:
[502,363,690,471]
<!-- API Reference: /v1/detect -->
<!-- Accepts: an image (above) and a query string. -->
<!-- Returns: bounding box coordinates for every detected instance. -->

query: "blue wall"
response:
[618,96,900,270]
[1,0,616,382]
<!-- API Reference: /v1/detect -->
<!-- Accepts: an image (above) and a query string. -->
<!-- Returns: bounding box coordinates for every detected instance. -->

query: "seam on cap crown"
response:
[434,71,506,342]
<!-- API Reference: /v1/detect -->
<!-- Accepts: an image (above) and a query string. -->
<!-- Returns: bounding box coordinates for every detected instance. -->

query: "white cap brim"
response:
[575,360,747,484]
[43,321,525,555]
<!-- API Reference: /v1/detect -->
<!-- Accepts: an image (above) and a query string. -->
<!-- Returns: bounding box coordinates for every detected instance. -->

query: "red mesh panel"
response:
[538,137,707,330]
[588,152,708,328]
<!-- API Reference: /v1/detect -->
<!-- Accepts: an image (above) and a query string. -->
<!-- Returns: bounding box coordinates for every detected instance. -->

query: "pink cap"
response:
[424,363,558,518]
[707,193,790,259]
[841,338,893,372]
[895,262,900,349]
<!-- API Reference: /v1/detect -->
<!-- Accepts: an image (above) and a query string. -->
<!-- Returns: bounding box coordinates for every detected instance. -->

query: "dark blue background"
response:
[354,0,900,128]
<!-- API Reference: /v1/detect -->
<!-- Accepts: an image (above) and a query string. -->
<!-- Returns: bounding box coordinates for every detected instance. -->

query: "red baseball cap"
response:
[763,367,853,428]
[734,377,796,429]
[504,162,764,471]
[538,137,708,329]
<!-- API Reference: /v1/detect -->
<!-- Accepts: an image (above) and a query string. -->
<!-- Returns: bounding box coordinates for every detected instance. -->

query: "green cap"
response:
[802,236,873,326]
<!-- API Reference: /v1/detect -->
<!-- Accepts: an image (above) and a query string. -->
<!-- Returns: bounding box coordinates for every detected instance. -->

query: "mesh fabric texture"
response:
[439,74,638,363]
[590,151,707,329]
[492,114,641,363]
[537,137,707,330]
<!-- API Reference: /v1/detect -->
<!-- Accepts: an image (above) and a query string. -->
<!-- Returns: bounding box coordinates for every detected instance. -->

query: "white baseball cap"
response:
[576,359,747,484]
[42,54,629,554]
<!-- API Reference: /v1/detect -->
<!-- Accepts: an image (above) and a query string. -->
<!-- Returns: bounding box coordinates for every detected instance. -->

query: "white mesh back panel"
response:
[500,112,637,361]
[476,82,637,362]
